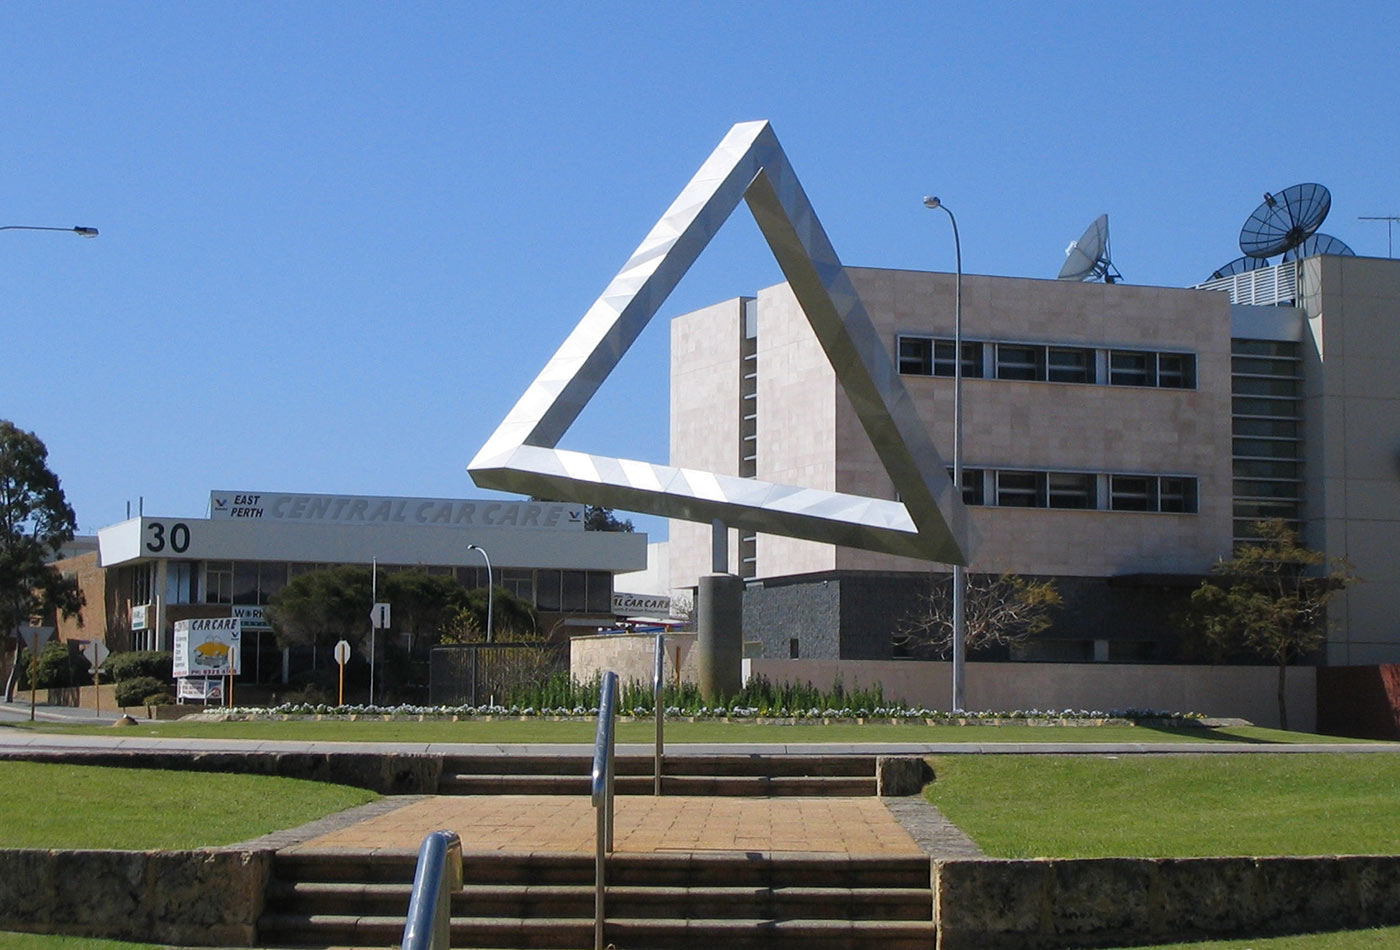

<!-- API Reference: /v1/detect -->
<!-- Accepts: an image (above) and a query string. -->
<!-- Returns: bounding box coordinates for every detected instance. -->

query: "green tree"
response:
[1183,519,1356,730]
[584,505,634,532]
[1,421,85,701]
[264,565,375,664]
[893,573,1061,658]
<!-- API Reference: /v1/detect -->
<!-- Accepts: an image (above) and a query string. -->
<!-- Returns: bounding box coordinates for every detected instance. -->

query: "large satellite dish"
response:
[1058,213,1121,283]
[1239,183,1331,259]
[1282,233,1355,262]
[1209,255,1270,280]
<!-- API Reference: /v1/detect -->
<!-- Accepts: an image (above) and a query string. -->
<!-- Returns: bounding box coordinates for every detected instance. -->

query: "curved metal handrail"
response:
[401,829,462,950]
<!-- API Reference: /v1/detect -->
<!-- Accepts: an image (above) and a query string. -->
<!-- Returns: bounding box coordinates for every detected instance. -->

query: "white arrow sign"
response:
[370,603,390,630]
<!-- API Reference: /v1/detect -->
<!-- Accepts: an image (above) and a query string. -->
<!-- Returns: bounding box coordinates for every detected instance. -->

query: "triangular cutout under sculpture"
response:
[469,120,971,564]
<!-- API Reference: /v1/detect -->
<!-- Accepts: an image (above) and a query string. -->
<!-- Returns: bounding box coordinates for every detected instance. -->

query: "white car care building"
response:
[78,491,647,679]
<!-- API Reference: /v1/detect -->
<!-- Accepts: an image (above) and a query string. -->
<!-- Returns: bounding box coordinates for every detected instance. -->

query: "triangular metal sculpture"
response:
[468,120,972,564]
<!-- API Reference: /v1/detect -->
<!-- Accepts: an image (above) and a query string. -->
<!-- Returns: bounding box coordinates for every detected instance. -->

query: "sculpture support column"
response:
[697,573,743,702]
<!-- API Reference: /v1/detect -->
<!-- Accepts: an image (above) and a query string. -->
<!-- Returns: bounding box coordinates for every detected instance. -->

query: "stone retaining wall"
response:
[934,855,1400,949]
[0,848,273,945]
[0,748,442,794]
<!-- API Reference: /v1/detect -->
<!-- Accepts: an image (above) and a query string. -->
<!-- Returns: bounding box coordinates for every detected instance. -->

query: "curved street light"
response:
[1,225,98,237]
[467,543,494,643]
[922,196,966,713]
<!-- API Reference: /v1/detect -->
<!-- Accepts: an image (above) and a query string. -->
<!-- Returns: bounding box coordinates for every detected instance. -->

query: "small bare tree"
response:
[894,573,1061,658]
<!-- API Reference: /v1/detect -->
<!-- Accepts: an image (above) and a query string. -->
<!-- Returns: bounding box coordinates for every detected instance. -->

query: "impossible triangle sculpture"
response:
[468,120,972,565]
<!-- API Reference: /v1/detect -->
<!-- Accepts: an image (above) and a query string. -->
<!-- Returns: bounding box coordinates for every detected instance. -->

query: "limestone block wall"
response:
[0,848,272,946]
[934,855,1400,950]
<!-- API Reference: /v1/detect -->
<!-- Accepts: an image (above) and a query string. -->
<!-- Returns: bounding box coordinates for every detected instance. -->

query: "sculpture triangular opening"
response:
[468,120,973,564]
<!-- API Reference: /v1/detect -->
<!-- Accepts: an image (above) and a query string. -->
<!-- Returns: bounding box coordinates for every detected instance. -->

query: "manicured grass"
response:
[0,935,162,950]
[925,753,1400,858]
[1105,927,1400,949]
[0,761,376,849]
[1,717,1366,744]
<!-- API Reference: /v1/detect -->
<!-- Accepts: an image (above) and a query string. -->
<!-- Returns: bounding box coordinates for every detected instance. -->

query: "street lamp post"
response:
[467,544,493,643]
[1,225,98,237]
[922,196,966,713]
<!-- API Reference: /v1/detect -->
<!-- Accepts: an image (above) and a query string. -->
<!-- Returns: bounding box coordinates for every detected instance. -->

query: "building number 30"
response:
[145,521,191,554]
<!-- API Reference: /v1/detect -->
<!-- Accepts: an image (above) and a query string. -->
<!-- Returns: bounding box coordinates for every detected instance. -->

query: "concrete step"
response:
[259,850,933,949]
[267,880,931,921]
[258,912,935,950]
[438,773,877,796]
[439,753,875,779]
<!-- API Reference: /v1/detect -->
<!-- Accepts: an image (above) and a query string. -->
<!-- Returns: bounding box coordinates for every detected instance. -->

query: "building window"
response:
[204,561,233,604]
[1109,475,1156,511]
[502,569,534,602]
[996,470,1045,507]
[561,570,588,611]
[934,341,984,378]
[1109,350,1154,386]
[586,571,613,613]
[898,336,934,375]
[1157,353,1196,389]
[995,344,1045,381]
[535,569,561,611]
[1048,472,1096,509]
[1158,477,1198,513]
[1047,347,1095,384]
[166,562,196,605]
[947,468,985,506]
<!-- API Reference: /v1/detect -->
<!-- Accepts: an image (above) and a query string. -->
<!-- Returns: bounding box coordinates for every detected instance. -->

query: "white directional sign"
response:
[370,603,391,629]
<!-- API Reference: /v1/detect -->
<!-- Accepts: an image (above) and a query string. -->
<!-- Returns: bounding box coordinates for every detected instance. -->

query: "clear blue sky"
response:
[5,1,1397,539]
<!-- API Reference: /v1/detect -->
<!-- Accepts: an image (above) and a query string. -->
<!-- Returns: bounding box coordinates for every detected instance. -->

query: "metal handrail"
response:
[591,670,619,950]
[401,830,462,950]
[653,632,665,796]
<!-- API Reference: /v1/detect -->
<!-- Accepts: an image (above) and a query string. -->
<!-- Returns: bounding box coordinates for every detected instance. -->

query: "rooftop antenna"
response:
[1359,215,1400,258]
[1239,183,1331,259]
[1057,213,1121,283]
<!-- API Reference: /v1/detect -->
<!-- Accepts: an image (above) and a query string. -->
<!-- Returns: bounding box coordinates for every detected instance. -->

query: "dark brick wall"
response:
[741,571,1202,662]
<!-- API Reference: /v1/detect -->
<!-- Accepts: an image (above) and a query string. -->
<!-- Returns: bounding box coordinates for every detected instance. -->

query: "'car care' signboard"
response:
[173,618,242,678]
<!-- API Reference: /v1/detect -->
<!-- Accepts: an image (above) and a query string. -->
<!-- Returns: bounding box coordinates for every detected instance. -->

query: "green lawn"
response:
[1105,928,1400,949]
[925,753,1400,858]
[0,761,376,849]
[1,717,1367,744]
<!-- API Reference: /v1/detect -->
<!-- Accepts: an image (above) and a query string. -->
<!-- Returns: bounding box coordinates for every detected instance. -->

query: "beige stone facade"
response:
[668,257,1400,666]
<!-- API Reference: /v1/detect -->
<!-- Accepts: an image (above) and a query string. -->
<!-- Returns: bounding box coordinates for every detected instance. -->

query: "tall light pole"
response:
[923,196,966,713]
[1,225,99,237]
[467,544,493,643]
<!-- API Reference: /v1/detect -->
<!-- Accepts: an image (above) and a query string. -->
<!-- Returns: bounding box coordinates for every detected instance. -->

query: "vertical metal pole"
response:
[926,196,967,714]
[654,632,665,796]
[370,558,377,706]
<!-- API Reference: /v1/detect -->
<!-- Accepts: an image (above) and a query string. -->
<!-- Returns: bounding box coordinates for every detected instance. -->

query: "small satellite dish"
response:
[1058,214,1122,283]
[1282,233,1356,261]
[1208,256,1270,280]
[1239,183,1331,259]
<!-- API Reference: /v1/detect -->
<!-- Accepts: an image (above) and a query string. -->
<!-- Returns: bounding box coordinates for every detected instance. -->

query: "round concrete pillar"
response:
[697,573,744,702]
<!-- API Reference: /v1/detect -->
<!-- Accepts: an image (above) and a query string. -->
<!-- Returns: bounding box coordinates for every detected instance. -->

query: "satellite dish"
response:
[1209,256,1270,280]
[1282,233,1356,261]
[1058,214,1122,283]
[1239,183,1331,259]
